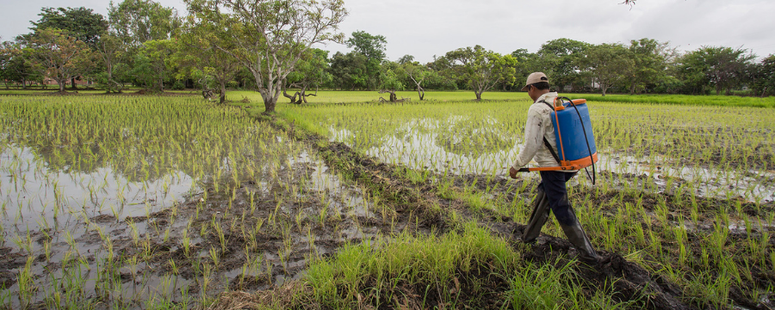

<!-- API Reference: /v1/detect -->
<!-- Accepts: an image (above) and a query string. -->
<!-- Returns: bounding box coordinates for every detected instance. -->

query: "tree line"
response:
[1,0,774,113]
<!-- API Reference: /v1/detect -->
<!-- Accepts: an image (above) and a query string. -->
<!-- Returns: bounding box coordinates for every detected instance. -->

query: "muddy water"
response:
[0,145,196,307]
[328,116,775,203]
[598,152,775,202]
[0,146,195,231]
[0,142,382,308]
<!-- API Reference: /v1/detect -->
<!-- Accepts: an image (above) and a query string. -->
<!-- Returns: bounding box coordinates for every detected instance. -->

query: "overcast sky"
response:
[2,0,774,63]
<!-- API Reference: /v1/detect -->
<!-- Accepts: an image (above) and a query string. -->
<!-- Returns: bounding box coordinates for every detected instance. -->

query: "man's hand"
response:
[509,167,518,179]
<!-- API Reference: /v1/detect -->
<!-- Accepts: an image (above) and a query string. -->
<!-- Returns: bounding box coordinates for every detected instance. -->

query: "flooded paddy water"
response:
[0,96,408,309]
[284,99,775,309]
[2,94,774,309]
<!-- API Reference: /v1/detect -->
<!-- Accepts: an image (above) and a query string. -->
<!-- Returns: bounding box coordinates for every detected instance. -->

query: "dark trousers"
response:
[539,171,578,226]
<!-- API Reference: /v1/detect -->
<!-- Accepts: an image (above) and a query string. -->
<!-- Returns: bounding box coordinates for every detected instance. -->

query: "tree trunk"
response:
[475,90,483,100]
[58,79,66,92]
[283,89,302,104]
[629,82,636,95]
[219,80,227,104]
[71,77,77,90]
[261,89,277,113]
[416,86,425,100]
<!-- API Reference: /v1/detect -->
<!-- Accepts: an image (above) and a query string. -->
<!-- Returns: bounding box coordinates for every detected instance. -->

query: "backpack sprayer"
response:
[517,97,598,184]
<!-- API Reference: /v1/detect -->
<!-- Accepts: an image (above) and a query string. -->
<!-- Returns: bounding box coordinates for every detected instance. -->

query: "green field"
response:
[567,93,775,108]
[0,91,773,309]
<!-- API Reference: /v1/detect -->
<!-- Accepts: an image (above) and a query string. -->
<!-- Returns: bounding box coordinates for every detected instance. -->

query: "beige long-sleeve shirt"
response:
[511,92,572,171]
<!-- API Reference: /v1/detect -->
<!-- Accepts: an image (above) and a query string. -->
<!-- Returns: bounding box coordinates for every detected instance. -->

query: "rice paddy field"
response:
[0,91,773,309]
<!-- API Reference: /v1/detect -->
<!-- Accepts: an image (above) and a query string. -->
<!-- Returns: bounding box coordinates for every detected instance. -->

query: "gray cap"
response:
[521,72,549,91]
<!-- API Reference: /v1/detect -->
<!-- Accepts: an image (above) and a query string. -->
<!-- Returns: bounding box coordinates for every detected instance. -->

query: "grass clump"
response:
[294,223,625,309]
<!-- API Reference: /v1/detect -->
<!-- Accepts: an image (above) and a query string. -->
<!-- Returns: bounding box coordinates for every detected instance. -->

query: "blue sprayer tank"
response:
[550,99,598,167]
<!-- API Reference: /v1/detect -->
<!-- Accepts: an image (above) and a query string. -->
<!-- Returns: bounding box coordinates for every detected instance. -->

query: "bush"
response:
[170,80,185,90]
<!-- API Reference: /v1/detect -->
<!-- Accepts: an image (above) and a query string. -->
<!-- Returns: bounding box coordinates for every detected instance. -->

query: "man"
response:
[509,72,600,263]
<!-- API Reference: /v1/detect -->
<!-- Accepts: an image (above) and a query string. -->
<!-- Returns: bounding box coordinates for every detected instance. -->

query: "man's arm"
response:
[511,105,546,172]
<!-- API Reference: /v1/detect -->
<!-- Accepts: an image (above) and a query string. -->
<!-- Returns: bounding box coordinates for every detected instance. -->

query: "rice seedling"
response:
[2,91,775,309]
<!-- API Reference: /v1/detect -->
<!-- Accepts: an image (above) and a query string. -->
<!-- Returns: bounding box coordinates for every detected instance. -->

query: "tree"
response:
[186,0,347,113]
[624,38,671,94]
[108,0,181,91]
[2,43,40,89]
[511,48,542,90]
[346,31,386,90]
[327,51,368,90]
[679,46,755,95]
[446,45,516,100]
[403,61,433,100]
[397,54,414,65]
[109,0,180,48]
[751,55,775,97]
[0,41,13,89]
[378,61,406,102]
[30,6,108,89]
[583,43,633,96]
[29,28,94,92]
[178,15,242,103]
[537,38,590,92]
[32,7,108,45]
[94,32,128,93]
[284,48,330,104]
[131,39,178,92]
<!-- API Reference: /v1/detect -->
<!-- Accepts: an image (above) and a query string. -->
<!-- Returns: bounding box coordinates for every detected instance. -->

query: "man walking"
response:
[509,72,601,263]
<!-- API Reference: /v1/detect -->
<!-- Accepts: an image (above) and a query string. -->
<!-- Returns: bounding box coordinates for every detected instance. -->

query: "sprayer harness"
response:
[518,97,597,185]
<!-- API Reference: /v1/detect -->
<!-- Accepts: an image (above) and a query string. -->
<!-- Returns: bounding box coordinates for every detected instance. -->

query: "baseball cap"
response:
[521,72,549,91]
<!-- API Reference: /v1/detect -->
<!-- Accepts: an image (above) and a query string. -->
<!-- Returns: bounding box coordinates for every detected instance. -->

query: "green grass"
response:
[300,222,630,309]
[567,93,775,108]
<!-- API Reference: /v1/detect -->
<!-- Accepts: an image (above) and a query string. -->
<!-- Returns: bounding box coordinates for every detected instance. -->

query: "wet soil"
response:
[3,114,773,309]
[215,122,775,309]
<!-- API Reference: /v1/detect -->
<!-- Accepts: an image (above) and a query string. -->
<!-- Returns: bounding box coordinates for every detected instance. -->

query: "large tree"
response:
[1,43,41,89]
[186,0,347,113]
[178,15,242,103]
[131,39,178,92]
[0,41,13,89]
[402,60,435,100]
[30,7,108,89]
[751,55,775,97]
[109,0,181,92]
[284,48,330,104]
[31,7,108,45]
[624,38,671,94]
[327,51,368,90]
[583,43,633,96]
[511,48,542,90]
[29,28,94,92]
[446,45,516,100]
[679,46,755,95]
[537,38,590,92]
[94,32,128,93]
[109,0,180,47]
[346,30,386,89]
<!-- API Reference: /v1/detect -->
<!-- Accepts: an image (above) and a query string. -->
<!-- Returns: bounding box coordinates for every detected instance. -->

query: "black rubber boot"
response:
[559,210,600,263]
[521,189,550,243]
